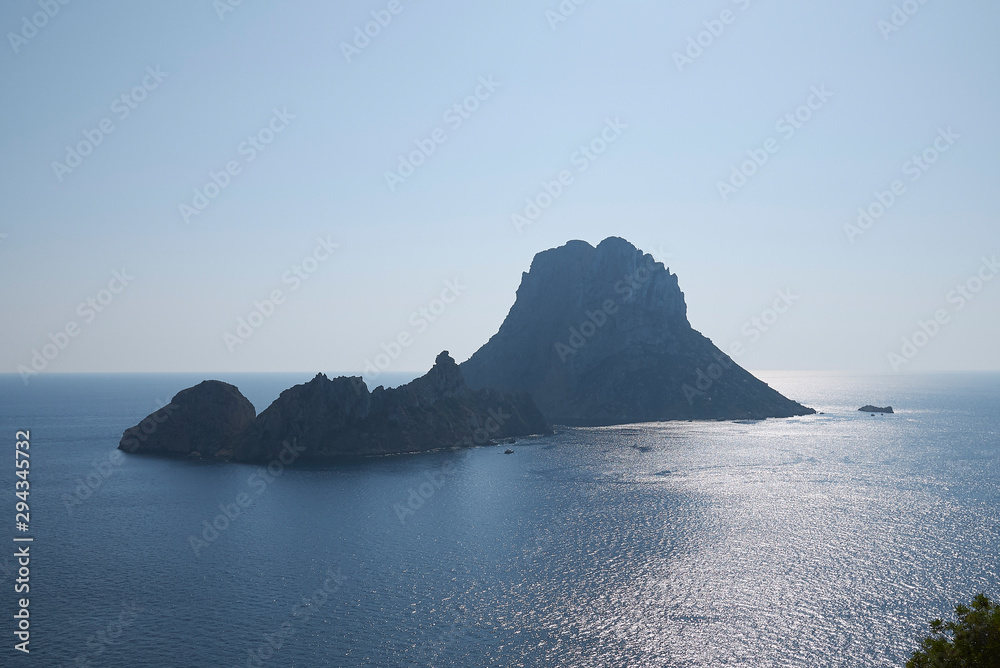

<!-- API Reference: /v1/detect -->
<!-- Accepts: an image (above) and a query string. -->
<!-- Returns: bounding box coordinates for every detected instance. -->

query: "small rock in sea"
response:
[504,449,514,455]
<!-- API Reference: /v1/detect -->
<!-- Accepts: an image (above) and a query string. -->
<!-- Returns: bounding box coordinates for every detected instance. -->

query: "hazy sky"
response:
[2,0,998,378]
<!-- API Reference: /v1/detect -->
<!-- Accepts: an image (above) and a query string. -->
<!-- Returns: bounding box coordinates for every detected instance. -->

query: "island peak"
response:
[460,237,814,424]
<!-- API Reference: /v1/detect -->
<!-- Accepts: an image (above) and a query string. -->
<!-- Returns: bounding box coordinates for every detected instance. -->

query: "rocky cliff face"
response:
[119,352,550,462]
[460,237,814,424]
[120,380,256,458]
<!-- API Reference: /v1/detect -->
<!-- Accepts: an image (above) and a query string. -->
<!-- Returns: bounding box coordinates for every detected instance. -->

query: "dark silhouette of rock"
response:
[859,405,893,414]
[119,380,255,458]
[460,237,815,425]
[236,351,549,461]
[119,352,550,462]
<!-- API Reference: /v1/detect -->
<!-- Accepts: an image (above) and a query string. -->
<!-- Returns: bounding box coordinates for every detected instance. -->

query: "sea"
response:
[0,371,997,667]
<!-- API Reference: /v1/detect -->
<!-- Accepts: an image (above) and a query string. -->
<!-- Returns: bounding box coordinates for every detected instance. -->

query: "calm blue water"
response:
[0,372,997,667]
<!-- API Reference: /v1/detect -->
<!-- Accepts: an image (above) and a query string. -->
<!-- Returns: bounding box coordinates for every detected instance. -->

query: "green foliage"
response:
[907,593,1000,667]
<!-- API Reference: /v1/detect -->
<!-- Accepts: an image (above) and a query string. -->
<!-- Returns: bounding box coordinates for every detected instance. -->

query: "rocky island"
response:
[121,236,816,460]
[460,237,815,425]
[859,405,894,414]
[120,352,550,462]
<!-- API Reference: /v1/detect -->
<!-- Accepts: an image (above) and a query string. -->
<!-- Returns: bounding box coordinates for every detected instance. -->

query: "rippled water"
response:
[1,372,997,666]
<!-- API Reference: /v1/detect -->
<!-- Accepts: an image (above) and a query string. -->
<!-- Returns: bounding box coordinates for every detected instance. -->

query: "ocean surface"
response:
[0,371,997,667]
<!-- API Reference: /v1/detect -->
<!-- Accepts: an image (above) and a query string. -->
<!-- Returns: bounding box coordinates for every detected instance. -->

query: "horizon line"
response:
[4,369,1000,377]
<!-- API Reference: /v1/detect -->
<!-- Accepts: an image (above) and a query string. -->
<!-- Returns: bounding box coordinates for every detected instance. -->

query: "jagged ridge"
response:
[120,352,550,462]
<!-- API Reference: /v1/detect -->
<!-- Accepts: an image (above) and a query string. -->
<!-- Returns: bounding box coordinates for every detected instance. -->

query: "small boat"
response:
[504,449,514,455]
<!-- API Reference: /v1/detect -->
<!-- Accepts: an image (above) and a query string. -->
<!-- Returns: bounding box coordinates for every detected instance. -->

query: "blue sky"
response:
[1,0,998,377]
